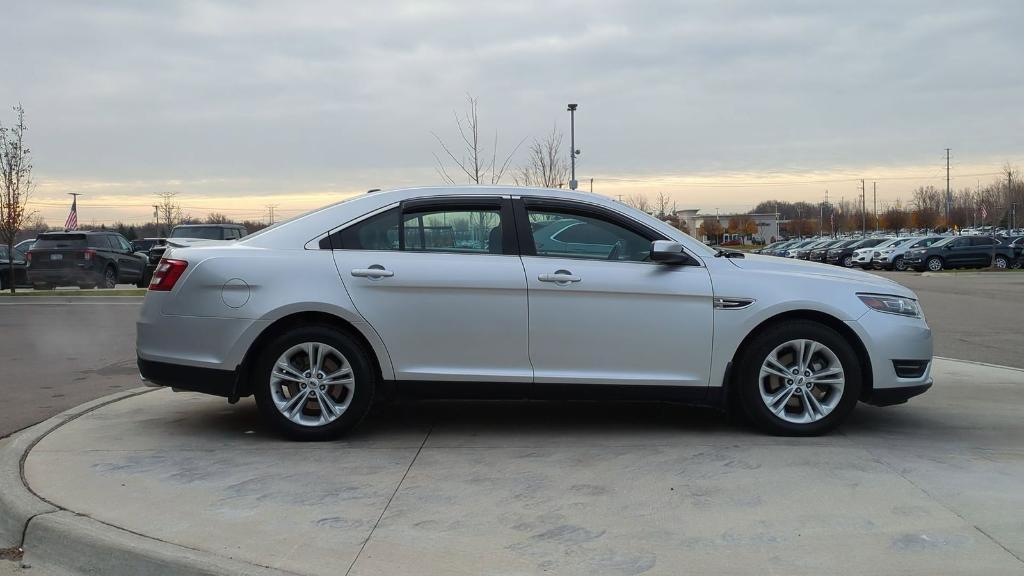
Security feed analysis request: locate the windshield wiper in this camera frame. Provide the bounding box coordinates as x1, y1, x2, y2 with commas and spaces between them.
714, 248, 745, 259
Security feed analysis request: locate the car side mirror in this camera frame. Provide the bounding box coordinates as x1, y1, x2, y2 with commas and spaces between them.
650, 240, 692, 265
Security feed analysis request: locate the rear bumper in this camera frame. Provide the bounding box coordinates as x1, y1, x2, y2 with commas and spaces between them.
138, 357, 238, 398
27, 268, 100, 284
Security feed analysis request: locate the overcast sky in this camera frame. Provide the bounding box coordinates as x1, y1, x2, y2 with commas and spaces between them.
4, 0, 1023, 224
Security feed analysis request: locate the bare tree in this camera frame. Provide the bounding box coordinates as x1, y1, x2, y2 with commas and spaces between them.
154, 191, 183, 235
623, 194, 651, 213
205, 212, 231, 224
654, 192, 673, 217
0, 105, 34, 293
433, 95, 524, 185
512, 125, 569, 188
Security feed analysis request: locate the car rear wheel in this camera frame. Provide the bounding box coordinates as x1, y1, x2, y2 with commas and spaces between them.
253, 325, 376, 441
893, 256, 907, 271
736, 320, 862, 436
102, 266, 117, 289
994, 255, 1008, 269
926, 256, 943, 272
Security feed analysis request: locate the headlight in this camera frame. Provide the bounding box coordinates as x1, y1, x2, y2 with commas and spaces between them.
858, 293, 922, 318
880, 249, 894, 254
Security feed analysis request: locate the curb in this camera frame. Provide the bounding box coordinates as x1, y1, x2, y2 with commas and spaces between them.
0, 388, 292, 576
933, 356, 1024, 373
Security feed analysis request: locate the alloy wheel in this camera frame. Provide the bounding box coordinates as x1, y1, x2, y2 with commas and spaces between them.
759, 339, 845, 424
269, 342, 355, 427
994, 256, 1008, 269
894, 256, 906, 271
104, 268, 117, 288
927, 257, 943, 272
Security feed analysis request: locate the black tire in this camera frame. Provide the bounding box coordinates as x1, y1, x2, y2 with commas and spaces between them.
101, 266, 117, 289
841, 255, 853, 268
136, 270, 151, 288
926, 256, 943, 272
994, 256, 1008, 269
735, 320, 862, 436
252, 325, 376, 441
893, 256, 906, 271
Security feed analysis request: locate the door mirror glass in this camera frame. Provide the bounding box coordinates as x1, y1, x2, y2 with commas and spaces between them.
650, 240, 691, 265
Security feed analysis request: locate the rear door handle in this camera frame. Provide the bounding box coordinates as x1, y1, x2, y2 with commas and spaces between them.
538, 270, 581, 283
351, 267, 394, 279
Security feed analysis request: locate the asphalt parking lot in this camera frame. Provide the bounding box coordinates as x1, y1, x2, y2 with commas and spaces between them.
1, 271, 1023, 575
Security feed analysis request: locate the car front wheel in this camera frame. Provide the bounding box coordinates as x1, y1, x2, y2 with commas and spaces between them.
994, 256, 1008, 269
893, 256, 906, 271
736, 320, 862, 436
253, 325, 376, 441
926, 256, 943, 272
841, 255, 853, 267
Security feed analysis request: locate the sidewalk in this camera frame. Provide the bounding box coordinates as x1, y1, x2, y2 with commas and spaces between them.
4, 359, 1024, 575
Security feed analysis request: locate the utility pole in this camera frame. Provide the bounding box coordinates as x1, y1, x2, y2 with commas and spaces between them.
152, 204, 160, 236
859, 179, 866, 236
819, 191, 824, 237
265, 204, 279, 225
567, 103, 578, 190
945, 148, 952, 227
873, 181, 877, 233
590, 178, 593, 193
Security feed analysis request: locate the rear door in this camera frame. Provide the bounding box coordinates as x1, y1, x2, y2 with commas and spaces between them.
330, 196, 532, 383
111, 235, 143, 280
517, 197, 714, 389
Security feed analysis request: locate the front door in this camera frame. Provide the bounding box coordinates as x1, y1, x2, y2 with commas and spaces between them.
516, 198, 714, 388
330, 197, 532, 383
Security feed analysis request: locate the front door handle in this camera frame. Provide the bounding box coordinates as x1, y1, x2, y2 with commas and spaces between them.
351, 266, 394, 279
538, 270, 581, 284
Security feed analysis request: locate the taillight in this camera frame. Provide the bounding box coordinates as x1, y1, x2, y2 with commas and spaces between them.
149, 259, 188, 291
83, 249, 96, 260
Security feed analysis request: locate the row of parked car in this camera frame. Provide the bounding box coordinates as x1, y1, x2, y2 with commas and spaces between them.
0, 223, 248, 290
754, 234, 1024, 272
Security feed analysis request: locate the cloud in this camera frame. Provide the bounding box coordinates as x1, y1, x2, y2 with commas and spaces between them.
2, 0, 1022, 223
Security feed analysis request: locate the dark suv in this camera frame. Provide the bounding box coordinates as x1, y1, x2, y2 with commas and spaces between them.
904, 235, 1015, 271
26, 231, 147, 289
144, 224, 248, 284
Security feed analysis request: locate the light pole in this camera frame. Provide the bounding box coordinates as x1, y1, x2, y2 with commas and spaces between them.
567, 103, 578, 190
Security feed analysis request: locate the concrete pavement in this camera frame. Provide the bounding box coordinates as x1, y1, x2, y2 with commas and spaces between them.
5, 358, 1023, 575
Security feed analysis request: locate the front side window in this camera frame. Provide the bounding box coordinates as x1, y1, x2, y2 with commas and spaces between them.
527, 208, 653, 262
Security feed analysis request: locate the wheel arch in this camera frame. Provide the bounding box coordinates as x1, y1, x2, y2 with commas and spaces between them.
234, 311, 389, 399
727, 309, 874, 402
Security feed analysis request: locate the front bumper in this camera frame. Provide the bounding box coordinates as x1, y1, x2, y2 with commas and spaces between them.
846, 308, 934, 402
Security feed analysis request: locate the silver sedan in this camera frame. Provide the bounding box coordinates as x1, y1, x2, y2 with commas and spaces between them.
137, 187, 933, 440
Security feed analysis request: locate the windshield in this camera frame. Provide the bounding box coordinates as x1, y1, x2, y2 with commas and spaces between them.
170, 226, 227, 240
931, 236, 956, 247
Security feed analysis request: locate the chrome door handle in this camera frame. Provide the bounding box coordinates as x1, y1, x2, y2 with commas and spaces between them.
351, 267, 394, 279
538, 270, 581, 283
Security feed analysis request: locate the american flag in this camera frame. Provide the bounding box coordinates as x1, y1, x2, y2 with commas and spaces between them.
64, 196, 78, 230
980, 204, 988, 220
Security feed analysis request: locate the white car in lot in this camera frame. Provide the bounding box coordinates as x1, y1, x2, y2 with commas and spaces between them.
137, 187, 933, 440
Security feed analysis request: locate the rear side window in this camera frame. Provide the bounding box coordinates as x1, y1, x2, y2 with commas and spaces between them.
971, 237, 995, 247
402, 208, 501, 253
327, 208, 400, 250
88, 235, 111, 249
34, 234, 87, 249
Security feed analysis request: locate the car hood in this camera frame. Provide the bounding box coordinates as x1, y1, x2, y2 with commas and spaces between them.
727, 254, 912, 295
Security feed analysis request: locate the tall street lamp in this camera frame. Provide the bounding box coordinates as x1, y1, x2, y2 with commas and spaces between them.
567, 103, 578, 190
